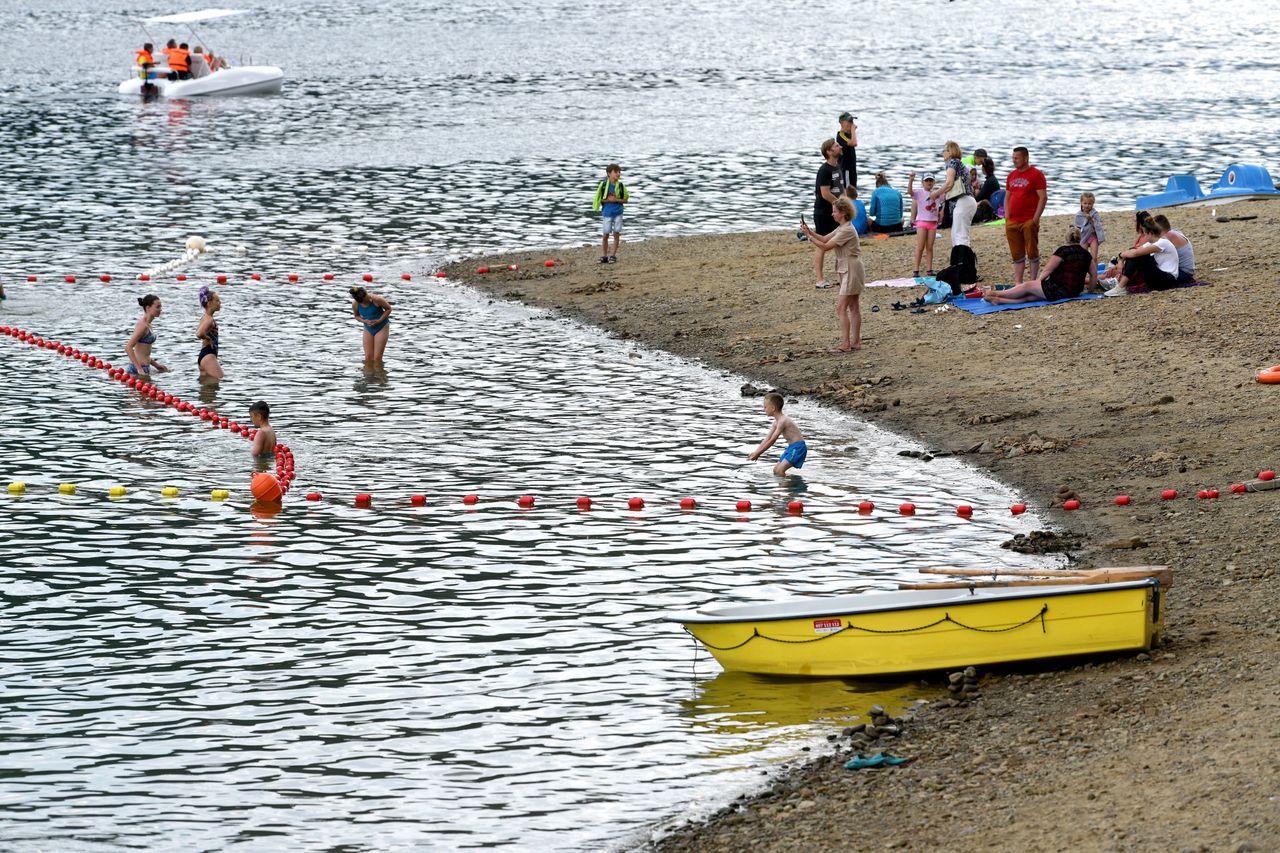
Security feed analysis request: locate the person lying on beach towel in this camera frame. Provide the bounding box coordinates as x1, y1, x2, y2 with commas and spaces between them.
982, 226, 1092, 304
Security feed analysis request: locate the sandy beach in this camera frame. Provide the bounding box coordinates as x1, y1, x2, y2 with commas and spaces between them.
448, 201, 1280, 851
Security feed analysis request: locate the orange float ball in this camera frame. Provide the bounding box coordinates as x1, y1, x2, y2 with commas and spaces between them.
362, 273, 373, 282
787, 500, 804, 513
250, 473, 283, 502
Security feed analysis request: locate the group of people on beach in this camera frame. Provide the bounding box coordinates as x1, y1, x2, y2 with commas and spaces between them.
807, 121, 1199, 320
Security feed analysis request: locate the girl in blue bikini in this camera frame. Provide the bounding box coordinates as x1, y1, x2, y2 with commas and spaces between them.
125, 294, 170, 376
196, 286, 224, 379
350, 286, 391, 363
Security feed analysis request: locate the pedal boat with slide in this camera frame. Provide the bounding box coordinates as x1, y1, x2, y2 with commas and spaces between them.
669, 566, 1170, 677
117, 8, 284, 98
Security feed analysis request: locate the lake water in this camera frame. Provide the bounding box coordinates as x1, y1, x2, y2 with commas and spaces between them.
2, 0, 1277, 849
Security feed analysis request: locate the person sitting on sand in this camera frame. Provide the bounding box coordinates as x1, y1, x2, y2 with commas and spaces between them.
1154, 214, 1196, 282
801, 197, 864, 352
1105, 218, 1180, 296
1098, 211, 1154, 289
982, 226, 1092, 304
867, 172, 904, 233
747, 392, 808, 476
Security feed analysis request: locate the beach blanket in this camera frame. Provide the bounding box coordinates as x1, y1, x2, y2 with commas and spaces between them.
949, 293, 1103, 315
866, 277, 926, 288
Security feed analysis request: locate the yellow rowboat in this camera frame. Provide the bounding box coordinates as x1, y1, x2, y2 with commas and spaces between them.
671, 577, 1166, 678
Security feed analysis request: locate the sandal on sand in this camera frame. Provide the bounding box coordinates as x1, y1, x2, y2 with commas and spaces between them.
910, 307, 926, 314
890, 301, 907, 311
830, 343, 853, 353
815, 281, 832, 289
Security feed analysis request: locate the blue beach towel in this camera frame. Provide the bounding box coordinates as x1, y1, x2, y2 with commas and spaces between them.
949, 293, 1103, 315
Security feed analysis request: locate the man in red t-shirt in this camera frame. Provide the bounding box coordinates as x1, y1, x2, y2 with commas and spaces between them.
1004, 146, 1048, 283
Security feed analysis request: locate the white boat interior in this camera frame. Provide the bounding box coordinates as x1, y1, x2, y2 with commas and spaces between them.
118, 8, 283, 98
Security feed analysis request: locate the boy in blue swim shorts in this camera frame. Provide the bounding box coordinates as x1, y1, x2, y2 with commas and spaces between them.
747, 391, 808, 476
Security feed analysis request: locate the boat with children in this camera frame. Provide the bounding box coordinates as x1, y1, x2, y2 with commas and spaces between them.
670, 566, 1170, 677
117, 9, 284, 98
1136, 164, 1278, 210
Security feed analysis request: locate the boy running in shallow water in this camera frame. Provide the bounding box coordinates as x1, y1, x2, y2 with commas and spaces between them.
747, 392, 808, 475
249, 400, 277, 457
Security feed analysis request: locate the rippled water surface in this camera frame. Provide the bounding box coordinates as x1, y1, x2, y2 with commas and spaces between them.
2, 0, 1276, 849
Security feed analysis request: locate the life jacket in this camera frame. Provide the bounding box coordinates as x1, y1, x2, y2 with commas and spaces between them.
592, 179, 629, 211
170, 48, 190, 71
136, 49, 153, 66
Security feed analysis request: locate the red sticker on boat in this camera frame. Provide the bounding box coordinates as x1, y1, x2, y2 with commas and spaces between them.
813, 618, 842, 634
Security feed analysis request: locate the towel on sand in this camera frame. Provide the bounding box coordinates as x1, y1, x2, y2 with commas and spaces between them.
866, 277, 926, 288
950, 293, 1103, 315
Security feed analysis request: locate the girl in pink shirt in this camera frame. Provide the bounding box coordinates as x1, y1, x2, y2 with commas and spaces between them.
908, 171, 941, 276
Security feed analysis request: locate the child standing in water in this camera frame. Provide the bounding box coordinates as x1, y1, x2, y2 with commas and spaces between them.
1076, 192, 1106, 281
248, 400, 276, 457
907, 171, 941, 276
747, 392, 808, 476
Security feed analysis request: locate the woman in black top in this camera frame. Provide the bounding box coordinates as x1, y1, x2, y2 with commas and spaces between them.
981, 227, 1093, 303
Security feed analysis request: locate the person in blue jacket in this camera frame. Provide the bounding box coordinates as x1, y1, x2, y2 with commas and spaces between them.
867, 172, 904, 233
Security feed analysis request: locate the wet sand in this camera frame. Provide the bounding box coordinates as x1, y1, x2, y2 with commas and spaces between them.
447, 201, 1280, 851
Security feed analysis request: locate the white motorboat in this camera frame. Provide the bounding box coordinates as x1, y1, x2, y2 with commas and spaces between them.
117, 8, 284, 98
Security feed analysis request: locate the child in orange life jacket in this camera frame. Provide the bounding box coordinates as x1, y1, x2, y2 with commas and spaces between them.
592, 164, 629, 264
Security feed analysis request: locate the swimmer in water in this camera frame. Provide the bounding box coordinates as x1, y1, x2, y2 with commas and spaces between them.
248, 400, 276, 456
126, 294, 170, 376
349, 286, 391, 363
196, 286, 223, 379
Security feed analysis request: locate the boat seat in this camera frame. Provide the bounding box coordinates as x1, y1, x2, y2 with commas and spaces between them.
1136, 174, 1205, 210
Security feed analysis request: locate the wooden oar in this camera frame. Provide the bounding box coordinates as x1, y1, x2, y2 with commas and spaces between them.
900, 566, 1172, 590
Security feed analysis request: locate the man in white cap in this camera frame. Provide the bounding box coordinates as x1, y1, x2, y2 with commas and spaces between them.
837, 112, 858, 198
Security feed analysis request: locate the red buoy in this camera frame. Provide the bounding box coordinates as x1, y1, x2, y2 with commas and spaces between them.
26, 275, 36, 281
1114, 495, 1131, 506
1161, 489, 1177, 500
401, 273, 412, 280
857, 500, 874, 513
100, 274, 111, 282
507, 264, 519, 271
463, 494, 479, 505
957, 504, 974, 517
362, 273, 373, 282
679, 497, 697, 509
477, 266, 490, 274
355, 493, 372, 505
1260, 470, 1276, 481
435, 271, 447, 278
1010, 503, 1027, 515
65, 276, 76, 283
1197, 490, 1209, 500
324, 273, 335, 281
900, 502, 916, 515
1230, 483, 1247, 494
1207, 489, 1220, 499
787, 500, 804, 513
735, 499, 751, 512
217, 275, 227, 284
250, 274, 261, 281
288, 274, 299, 282
628, 497, 645, 510
543, 260, 556, 268
305, 492, 322, 501
576, 496, 592, 509
517, 495, 535, 508
176, 274, 186, 281
1063, 499, 1081, 511
138, 274, 150, 281
410, 494, 426, 506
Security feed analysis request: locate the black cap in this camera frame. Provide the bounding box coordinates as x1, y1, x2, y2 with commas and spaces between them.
838, 112, 855, 123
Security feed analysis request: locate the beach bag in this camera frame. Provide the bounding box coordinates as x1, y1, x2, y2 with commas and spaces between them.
945, 162, 970, 200
921, 278, 952, 305
936, 245, 978, 293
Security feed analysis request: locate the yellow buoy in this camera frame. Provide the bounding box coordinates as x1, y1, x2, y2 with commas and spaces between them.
7, 482, 25, 494
109, 486, 127, 498
211, 489, 230, 501
58, 483, 77, 494
161, 486, 179, 498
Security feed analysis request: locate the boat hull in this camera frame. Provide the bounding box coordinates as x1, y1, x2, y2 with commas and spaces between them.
118, 66, 284, 98
673, 581, 1164, 677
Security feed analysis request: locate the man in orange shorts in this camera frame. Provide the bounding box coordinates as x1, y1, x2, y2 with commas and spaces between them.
1004, 146, 1047, 284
